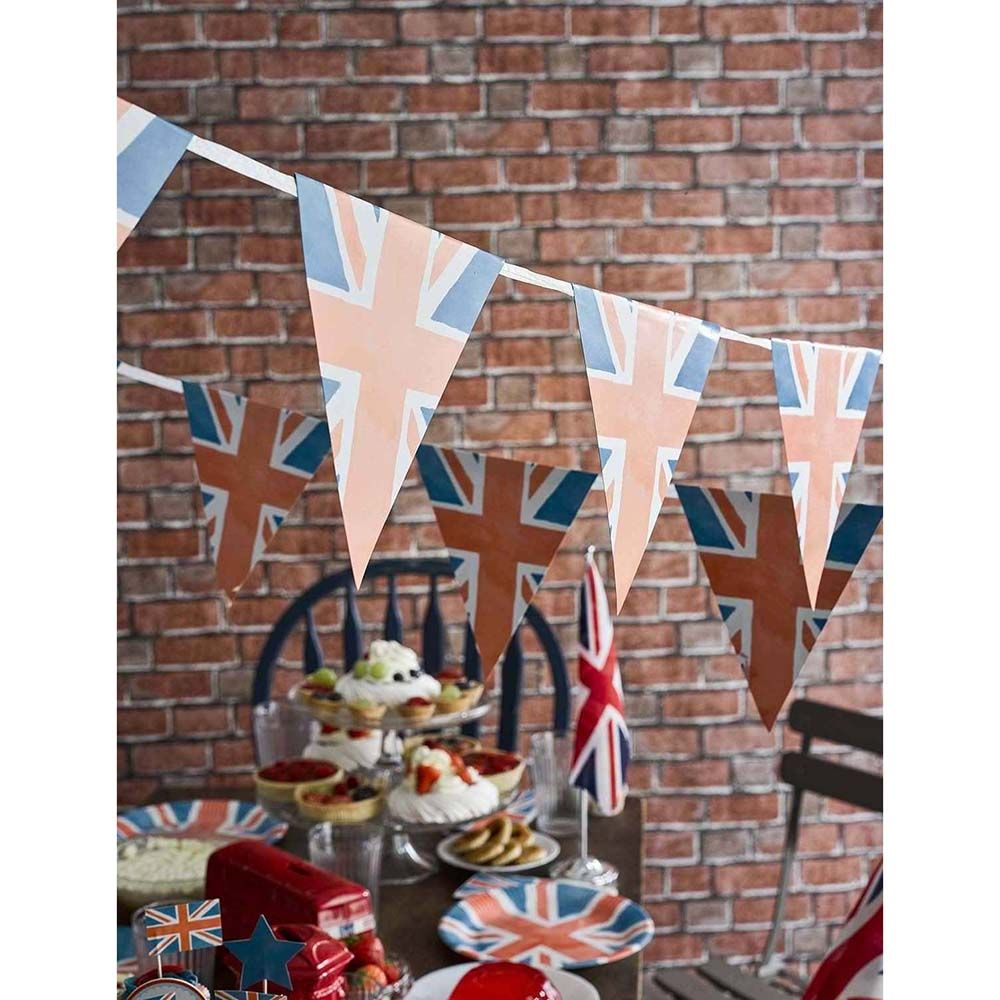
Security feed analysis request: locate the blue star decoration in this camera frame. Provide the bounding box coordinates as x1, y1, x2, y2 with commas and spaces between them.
224, 914, 304, 990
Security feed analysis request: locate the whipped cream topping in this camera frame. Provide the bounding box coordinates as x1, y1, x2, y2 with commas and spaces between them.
304, 728, 382, 771
387, 746, 500, 823
335, 640, 441, 707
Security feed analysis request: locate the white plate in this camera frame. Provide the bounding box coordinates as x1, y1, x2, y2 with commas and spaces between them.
437, 830, 560, 873
405, 961, 599, 1000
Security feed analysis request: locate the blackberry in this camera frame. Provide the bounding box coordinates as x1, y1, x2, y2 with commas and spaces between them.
393, 672, 405, 682
351, 786, 378, 801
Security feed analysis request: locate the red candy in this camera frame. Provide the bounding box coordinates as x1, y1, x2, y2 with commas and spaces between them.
449, 962, 563, 1000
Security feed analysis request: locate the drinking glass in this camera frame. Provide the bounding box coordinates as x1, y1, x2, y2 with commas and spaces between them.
530, 731, 579, 836
309, 822, 384, 918
130, 900, 215, 988
253, 699, 317, 766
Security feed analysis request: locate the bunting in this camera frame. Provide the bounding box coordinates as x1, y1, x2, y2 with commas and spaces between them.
182, 382, 331, 602
416, 445, 596, 678
676, 486, 882, 729
772, 339, 881, 608
573, 286, 719, 612
296, 175, 503, 587
117, 98, 190, 249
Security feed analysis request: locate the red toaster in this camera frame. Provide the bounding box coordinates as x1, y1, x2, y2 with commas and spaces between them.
206, 841, 375, 942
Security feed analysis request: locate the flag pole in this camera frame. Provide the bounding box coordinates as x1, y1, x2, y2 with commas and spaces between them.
579, 787, 589, 862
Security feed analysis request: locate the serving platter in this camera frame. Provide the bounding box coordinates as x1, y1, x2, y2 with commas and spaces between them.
437, 830, 560, 874
116, 799, 288, 844
405, 961, 599, 1000
438, 880, 653, 970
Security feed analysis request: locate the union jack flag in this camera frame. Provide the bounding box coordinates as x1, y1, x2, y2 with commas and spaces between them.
416, 445, 596, 679
296, 176, 503, 587
676, 486, 882, 729
117, 98, 190, 249
573, 286, 720, 612
143, 898, 223, 956
804, 861, 883, 1000
772, 339, 880, 608
215, 992, 286, 1000
568, 549, 631, 816
182, 382, 331, 602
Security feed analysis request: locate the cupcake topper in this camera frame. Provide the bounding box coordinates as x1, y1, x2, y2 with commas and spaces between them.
224, 915, 304, 991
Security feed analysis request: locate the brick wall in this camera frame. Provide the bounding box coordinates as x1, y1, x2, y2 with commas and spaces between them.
117, 0, 882, 973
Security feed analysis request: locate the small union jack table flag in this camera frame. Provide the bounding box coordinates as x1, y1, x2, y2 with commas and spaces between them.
416, 445, 596, 680
568, 549, 632, 816
772, 339, 881, 608
117, 98, 190, 249
182, 382, 332, 602
296, 176, 503, 588
676, 486, 882, 729
573, 286, 720, 611
143, 898, 223, 957
804, 860, 883, 999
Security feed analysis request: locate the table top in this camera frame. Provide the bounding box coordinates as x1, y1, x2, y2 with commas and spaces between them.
138, 788, 646, 998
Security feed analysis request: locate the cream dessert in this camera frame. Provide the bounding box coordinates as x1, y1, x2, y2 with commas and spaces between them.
335, 640, 441, 708
305, 725, 383, 772
387, 745, 499, 824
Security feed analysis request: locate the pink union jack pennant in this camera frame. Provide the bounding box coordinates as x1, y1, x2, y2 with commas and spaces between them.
297, 176, 503, 587
416, 445, 596, 680
143, 898, 223, 956
569, 550, 631, 816
573, 286, 719, 612
804, 861, 883, 1000
772, 339, 880, 608
182, 382, 331, 602
117, 98, 190, 249
676, 486, 882, 729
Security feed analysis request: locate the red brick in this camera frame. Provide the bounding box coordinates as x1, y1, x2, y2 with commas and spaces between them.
508, 156, 572, 188
698, 153, 771, 185
779, 151, 858, 182
772, 187, 837, 217
409, 84, 482, 114
704, 6, 789, 38
355, 47, 428, 78
413, 158, 500, 192
532, 82, 613, 113
603, 263, 688, 296
557, 191, 645, 222
750, 261, 836, 291
203, 12, 272, 43
795, 5, 862, 34
617, 226, 699, 256
724, 42, 806, 72
704, 226, 774, 255
627, 155, 693, 186
400, 9, 476, 39
821, 224, 883, 253
479, 45, 546, 76
571, 7, 652, 38
320, 85, 402, 116
698, 79, 779, 108
484, 7, 565, 39
655, 117, 735, 147
589, 44, 669, 75
457, 120, 546, 153
328, 11, 396, 41
238, 87, 311, 119
433, 194, 517, 226
616, 80, 693, 111
306, 123, 393, 155
131, 50, 216, 82
828, 79, 883, 111
118, 14, 197, 48
652, 190, 725, 220
804, 114, 883, 145
257, 49, 348, 82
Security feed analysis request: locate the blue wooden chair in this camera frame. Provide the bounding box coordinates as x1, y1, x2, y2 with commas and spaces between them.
252, 557, 572, 750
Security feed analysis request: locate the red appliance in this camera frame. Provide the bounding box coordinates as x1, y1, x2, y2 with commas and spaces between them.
206, 841, 375, 942
219, 923, 351, 1000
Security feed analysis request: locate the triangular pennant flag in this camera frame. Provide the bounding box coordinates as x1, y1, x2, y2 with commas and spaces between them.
771, 339, 881, 608
573, 286, 719, 612
676, 486, 881, 729
117, 98, 191, 249
225, 915, 304, 990
416, 445, 597, 679
182, 382, 331, 602
296, 175, 503, 588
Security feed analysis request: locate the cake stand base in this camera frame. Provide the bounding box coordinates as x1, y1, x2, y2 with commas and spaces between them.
549, 854, 619, 888
380, 825, 439, 885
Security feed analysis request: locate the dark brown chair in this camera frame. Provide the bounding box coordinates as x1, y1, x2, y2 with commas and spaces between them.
651, 699, 883, 1000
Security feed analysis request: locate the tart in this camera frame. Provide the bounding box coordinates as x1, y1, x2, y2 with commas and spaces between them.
434, 677, 484, 715
255, 758, 343, 803
403, 734, 482, 757
398, 696, 435, 723
461, 749, 526, 795
295, 666, 339, 708
295, 775, 384, 823
348, 699, 387, 724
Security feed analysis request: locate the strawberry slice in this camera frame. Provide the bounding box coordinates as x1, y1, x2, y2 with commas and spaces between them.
416, 764, 441, 795
448, 750, 476, 785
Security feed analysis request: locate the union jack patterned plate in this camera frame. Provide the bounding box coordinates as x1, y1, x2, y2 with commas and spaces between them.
116, 799, 288, 844
438, 879, 654, 969
454, 873, 542, 899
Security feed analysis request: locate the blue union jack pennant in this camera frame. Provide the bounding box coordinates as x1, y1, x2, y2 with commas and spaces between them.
182, 382, 331, 602
676, 486, 881, 729
143, 898, 223, 956
416, 445, 596, 678
569, 550, 631, 815
117, 98, 190, 248
296, 176, 503, 588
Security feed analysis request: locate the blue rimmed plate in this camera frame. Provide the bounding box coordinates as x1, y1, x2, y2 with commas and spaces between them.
116, 799, 288, 844
439, 879, 653, 970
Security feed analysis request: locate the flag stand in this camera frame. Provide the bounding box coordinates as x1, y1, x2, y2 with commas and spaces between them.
549, 789, 619, 888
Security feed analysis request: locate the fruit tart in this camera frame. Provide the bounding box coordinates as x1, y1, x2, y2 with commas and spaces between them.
398, 695, 435, 722
387, 745, 499, 824
403, 733, 482, 757
295, 665, 341, 708
255, 757, 343, 803
295, 774, 384, 823
348, 698, 388, 724
434, 676, 485, 715
461, 749, 526, 794
334, 639, 441, 709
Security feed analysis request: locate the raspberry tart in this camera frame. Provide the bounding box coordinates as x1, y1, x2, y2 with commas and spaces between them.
334, 639, 441, 709
398, 696, 435, 722
461, 749, 527, 795
255, 757, 343, 804
295, 774, 384, 823
387, 745, 499, 824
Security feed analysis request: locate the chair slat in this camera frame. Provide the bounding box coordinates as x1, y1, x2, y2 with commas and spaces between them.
700, 960, 792, 1000
460, 621, 483, 740
498, 632, 524, 752
302, 607, 324, 675
421, 575, 445, 676
383, 574, 403, 643
653, 968, 727, 1000
343, 579, 363, 668
780, 752, 882, 813
788, 699, 882, 755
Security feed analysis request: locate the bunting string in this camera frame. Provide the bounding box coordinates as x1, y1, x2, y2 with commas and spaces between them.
126, 101, 884, 365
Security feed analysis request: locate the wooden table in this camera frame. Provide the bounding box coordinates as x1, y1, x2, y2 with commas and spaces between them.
141, 789, 646, 998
